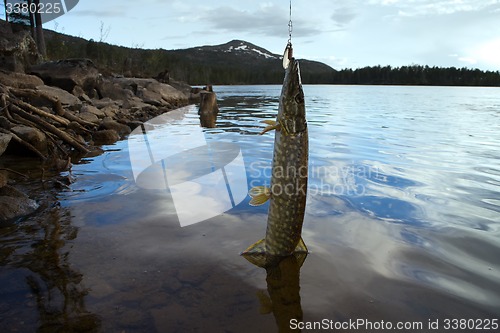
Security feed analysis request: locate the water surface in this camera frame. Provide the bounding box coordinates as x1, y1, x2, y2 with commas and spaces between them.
1, 85, 499, 332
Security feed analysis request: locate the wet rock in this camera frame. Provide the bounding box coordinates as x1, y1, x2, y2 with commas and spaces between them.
30, 58, 101, 96
0, 21, 39, 72
0, 185, 39, 222
0, 70, 44, 89
126, 120, 144, 131
99, 119, 131, 137
198, 91, 219, 128
11, 125, 48, 155
0, 133, 12, 157
92, 129, 120, 145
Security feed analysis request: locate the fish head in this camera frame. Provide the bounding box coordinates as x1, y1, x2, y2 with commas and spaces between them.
280, 59, 306, 134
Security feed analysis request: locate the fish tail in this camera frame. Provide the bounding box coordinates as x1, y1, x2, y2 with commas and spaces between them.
241, 238, 308, 268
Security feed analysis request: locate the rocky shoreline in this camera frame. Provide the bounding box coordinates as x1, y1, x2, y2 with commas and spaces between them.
0, 58, 202, 224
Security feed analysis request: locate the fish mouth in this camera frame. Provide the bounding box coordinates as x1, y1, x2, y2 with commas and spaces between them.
285, 59, 303, 97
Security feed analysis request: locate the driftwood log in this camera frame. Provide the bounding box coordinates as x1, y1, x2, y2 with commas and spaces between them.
0, 84, 92, 159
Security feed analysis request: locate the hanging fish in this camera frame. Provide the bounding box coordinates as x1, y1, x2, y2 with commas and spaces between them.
242, 57, 308, 268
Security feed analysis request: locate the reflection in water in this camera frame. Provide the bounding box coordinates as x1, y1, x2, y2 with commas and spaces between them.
199, 111, 218, 128
244, 254, 307, 333
0, 205, 100, 332
6, 85, 496, 331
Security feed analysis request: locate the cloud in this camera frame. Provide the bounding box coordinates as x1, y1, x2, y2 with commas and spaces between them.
390, 0, 500, 17
331, 7, 357, 27
198, 5, 323, 38
70, 7, 128, 18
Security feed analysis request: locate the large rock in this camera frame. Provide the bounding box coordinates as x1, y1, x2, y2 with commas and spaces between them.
0, 70, 44, 89
99, 119, 131, 137
11, 125, 48, 155
0, 21, 39, 72
0, 133, 12, 157
0, 186, 39, 223
100, 77, 188, 107
92, 130, 120, 145
30, 59, 101, 96
81, 104, 105, 118
36, 85, 83, 109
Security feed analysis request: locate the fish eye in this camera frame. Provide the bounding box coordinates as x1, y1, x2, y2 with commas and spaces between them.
294, 92, 304, 104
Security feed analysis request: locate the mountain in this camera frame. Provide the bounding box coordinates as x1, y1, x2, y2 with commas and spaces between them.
168, 40, 336, 84
38, 24, 336, 85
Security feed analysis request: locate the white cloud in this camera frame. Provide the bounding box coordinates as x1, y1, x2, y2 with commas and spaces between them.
472, 38, 500, 68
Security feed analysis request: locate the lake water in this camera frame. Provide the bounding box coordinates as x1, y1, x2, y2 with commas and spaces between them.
1, 85, 499, 332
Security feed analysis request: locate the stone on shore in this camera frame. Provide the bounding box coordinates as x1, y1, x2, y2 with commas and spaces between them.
0, 133, 12, 157
30, 59, 101, 96
99, 119, 131, 138
92, 130, 120, 145
0, 185, 39, 223
36, 85, 83, 110
0, 70, 44, 89
11, 125, 48, 155
100, 77, 189, 108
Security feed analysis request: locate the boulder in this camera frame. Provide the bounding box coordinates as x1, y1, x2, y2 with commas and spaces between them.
81, 105, 105, 118
99, 119, 131, 137
92, 130, 120, 145
0, 133, 12, 157
99, 78, 135, 101
92, 97, 122, 109
0, 21, 39, 72
100, 77, 188, 107
72, 85, 92, 103
0, 70, 44, 89
0, 185, 39, 223
11, 125, 48, 155
30, 59, 102, 96
78, 112, 100, 124
100, 105, 119, 118
36, 85, 82, 110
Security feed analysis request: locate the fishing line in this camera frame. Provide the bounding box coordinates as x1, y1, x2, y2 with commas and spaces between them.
283, 0, 294, 68
288, 0, 293, 44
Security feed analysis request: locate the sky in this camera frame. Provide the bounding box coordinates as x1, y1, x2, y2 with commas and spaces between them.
2, 0, 500, 71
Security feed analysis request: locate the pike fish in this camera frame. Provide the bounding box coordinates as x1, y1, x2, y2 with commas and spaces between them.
242, 58, 308, 268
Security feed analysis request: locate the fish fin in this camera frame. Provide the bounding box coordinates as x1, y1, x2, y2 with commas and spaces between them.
249, 186, 270, 197
259, 120, 281, 135
294, 237, 308, 253
248, 186, 271, 206
256, 290, 273, 314
241, 239, 268, 267
241, 239, 266, 254
292, 238, 309, 268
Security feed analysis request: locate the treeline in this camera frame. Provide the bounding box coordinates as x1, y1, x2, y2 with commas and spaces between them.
332, 65, 500, 86
41, 28, 500, 86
